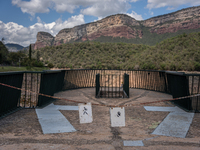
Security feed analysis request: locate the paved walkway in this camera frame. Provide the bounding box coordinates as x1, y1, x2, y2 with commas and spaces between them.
35, 103, 78, 134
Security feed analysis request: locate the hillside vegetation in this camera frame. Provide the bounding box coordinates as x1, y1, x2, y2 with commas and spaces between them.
92, 27, 200, 46
0, 66, 48, 72
0, 41, 9, 64
32, 32, 200, 71
0, 41, 45, 69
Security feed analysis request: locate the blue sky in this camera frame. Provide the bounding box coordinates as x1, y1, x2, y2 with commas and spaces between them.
0, 0, 200, 47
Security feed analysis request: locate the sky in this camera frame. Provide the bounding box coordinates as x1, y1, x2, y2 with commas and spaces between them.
0, 0, 200, 47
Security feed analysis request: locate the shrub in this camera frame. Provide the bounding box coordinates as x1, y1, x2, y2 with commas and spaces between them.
170, 63, 176, 71
48, 63, 54, 68
148, 63, 156, 70
35, 61, 44, 67
134, 65, 140, 70
160, 63, 166, 70
69, 64, 73, 69
142, 63, 148, 70
194, 62, 200, 71
56, 63, 61, 68
183, 32, 187, 37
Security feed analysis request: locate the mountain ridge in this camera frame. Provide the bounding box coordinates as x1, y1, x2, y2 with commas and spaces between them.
33, 5, 200, 49
5, 43, 24, 52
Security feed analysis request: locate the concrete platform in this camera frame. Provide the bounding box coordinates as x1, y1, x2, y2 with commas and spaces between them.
145, 106, 194, 138
144, 106, 185, 113
123, 140, 144, 146
35, 103, 78, 134
152, 112, 194, 138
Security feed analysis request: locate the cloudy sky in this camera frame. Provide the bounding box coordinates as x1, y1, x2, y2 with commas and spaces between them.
0, 0, 200, 47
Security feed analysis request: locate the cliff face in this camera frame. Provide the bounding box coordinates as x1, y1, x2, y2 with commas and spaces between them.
53, 14, 139, 45
142, 6, 200, 34
142, 6, 200, 27
34, 6, 200, 49
81, 25, 142, 41
149, 19, 200, 34
34, 32, 54, 49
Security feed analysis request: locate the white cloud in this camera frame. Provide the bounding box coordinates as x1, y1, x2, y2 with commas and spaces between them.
37, 16, 42, 23
12, 0, 51, 17
167, 7, 175, 10
127, 11, 143, 20
146, 0, 200, 10
0, 14, 85, 47
12, 0, 139, 19
129, 0, 139, 2
150, 11, 154, 15
81, 0, 131, 18
53, 2, 77, 13
52, 14, 85, 34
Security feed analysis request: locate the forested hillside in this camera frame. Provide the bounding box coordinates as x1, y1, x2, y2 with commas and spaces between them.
32, 32, 200, 71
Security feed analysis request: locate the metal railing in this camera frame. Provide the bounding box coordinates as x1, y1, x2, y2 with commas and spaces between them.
95, 73, 129, 98
20, 72, 41, 108
0, 71, 24, 117
1, 69, 200, 117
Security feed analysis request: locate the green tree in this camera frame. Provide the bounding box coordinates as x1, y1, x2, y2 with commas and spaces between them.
0, 41, 9, 64
36, 51, 40, 62
7, 51, 26, 65
29, 44, 32, 60
1, 37, 5, 44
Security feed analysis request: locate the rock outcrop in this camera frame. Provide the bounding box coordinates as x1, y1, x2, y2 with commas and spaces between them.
34, 6, 200, 49
81, 26, 142, 41
142, 6, 200, 27
53, 14, 139, 45
150, 19, 200, 34
142, 6, 200, 34
34, 32, 54, 50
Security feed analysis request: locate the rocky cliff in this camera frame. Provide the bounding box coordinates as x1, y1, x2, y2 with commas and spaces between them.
142, 6, 200, 34
34, 32, 54, 50
53, 14, 140, 45
34, 6, 200, 49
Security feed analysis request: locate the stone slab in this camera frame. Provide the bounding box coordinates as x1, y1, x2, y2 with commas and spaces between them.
42, 103, 57, 110
144, 106, 194, 138
35, 103, 77, 134
35, 110, 61, 118
144, 106, 185, 113
38, 118, 76, 134
55, 105, 79, 111
152, 112, 194, 138
123, 140, 144, 147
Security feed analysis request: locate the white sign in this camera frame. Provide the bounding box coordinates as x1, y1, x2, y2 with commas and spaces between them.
78, 103, 93, 124
110, 107, 125, 127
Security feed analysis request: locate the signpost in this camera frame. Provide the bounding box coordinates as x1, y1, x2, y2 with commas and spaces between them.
78, 103, 93, 124
110, 107, 125, 127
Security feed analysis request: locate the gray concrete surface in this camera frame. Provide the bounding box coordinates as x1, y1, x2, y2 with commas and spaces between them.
35, 103, 78, 134
144, 106, 185, 112
123, 140, 144, 146
145, 106, 194, 138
